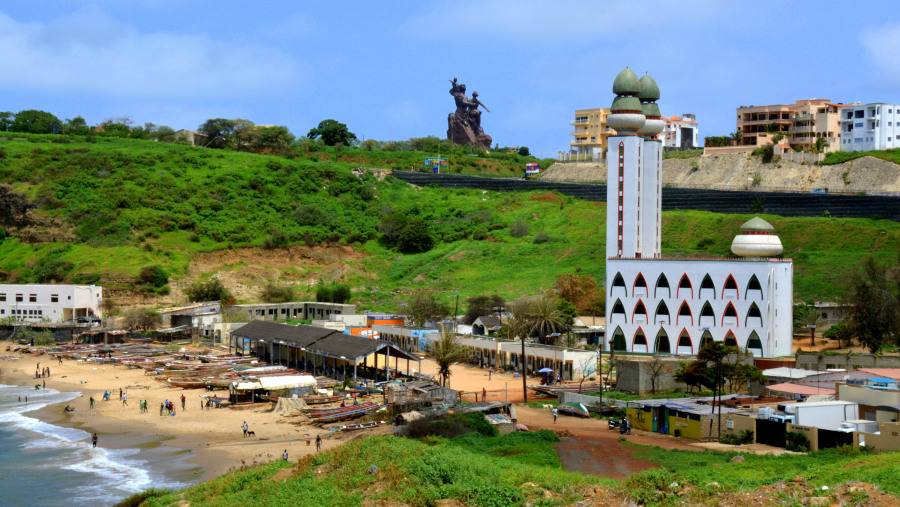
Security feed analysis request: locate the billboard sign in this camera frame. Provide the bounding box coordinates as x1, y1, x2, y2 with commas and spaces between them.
425, 157, 448, 173
525, 162, 540, 175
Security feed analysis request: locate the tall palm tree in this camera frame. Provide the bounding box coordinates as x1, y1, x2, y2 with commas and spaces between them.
427, 325, 469, 388
794, 304, 823, 346
527, 294, 567, 345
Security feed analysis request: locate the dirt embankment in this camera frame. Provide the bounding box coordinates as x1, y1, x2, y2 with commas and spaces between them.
540, 154, 900, 193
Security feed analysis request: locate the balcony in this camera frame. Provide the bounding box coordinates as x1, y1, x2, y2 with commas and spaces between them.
790, 114, 814, 122
789, 125, 816, 133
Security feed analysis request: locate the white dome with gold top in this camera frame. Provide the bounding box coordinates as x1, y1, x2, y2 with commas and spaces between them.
731, 217, 783, 257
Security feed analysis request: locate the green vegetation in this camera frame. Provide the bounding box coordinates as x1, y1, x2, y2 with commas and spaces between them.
822, 148, 900, 166
662, 149, 702, 159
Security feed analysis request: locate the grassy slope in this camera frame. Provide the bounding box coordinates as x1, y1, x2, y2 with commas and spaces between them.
2, 136, 900, 307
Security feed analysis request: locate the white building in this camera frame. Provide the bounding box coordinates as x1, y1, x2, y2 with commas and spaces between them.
661, 114, 699, 150
603, 68, 793, 358
839, 103, 900, 151
0, 284, 103, 323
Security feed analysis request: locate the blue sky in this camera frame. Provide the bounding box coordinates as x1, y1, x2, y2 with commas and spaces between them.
1, 1, 898, 156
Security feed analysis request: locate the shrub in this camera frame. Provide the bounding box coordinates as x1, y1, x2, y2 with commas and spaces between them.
33, 259, 73, 283
114, 487, 171, 507
533, 231, 552, 244
184, 279, 232, 303
260, 283, 295, 303
509, 219, 528, 237
785, 431, 810, 452
761, 144, 775, 163
137, 265, 168, 288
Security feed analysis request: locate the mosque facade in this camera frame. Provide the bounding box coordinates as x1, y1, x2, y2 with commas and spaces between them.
604, 68, 793, 358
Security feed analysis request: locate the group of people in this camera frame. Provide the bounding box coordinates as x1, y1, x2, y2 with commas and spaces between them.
35, 365, 51, 379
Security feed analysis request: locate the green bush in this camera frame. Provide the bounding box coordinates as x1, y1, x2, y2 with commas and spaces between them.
509, 219, 529, 237
260, 283, 295, 303
785, 431, 810, 452
137, 265, 168, 288
185, 279, 232, 303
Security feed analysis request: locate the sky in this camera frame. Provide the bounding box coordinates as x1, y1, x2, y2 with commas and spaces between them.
1, 1, 899, 157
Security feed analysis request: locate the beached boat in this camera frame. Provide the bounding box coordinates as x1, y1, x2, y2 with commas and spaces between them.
303, 395, 344, 405
556, 402, 590, 418
332, 420, 385, 432
307, 404, 385, 424
304, 401, 377, 416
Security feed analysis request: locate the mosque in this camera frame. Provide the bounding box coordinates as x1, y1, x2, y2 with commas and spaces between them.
604, 68, 793, 358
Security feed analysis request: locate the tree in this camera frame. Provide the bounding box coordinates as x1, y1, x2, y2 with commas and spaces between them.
122, 308, 161, 331
647, 356, 674, 394
793, 303, 822, 346
814, 136, 828, 154
730, 129, 743, 144
574, 355, 597, 394
427, 325, 469, 387
463, 295, 505, 325
153, 126, 176, 142
697, 342, 734, 440
0, 111, 12, 131
507, 298, 534, 402
254, 125, 295, 152
198, 118, 235, 148
184, 279, 233, 303
844, 256, 900, 353
518, 146, 530, 156
553, 272, 601, 314
137, 265, 169, 288
674, 361, 706, 394
315, 281, 351, 304
405, 290, 449, 328
11, 109, 60, 134
397, 218, 434, 254
522, 293, 567, 345
361, 139, 378, 151
260, 283, 296, 303
307, 119, 357, 146
823, 321, 854, 349
63, 116, 89, 135
230, 119, 258, 151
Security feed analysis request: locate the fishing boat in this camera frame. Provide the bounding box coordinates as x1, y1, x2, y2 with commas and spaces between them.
331, 420, 385, 432
556, 402, 590, 418
304, 401, 377, 416
303, 395, 344, 405
307, 404, 385, 424
350, 384, 383, 394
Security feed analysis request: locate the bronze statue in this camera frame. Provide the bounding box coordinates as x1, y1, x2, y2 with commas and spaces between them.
447, 78, 492, 150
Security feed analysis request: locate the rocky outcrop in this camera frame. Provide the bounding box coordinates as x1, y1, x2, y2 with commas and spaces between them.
0, 185, 76, 243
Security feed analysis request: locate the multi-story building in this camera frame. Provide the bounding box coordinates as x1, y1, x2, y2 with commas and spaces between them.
604, 68, 793, 358
569, 107, 612, 158
839, 103, 900, 152
0, 284, 103, 323
737, 99, 843, 150
662, 114, 699, 150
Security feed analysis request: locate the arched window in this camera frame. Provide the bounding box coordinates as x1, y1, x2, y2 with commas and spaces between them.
699, 330, 713, 350
611, 299, 626, 321
654, 329, 671, 354
633, 273, 648, 297
722, 302, 739, 326
677, 329, 692, 355
699, 301, 715, 328
746, 302, 763, 327
633, 328, 648, 353
699, 274, 716, 300
677, 274, 693, 299
677, 301, 693, 326
724, 331, 738, 347
654, 301, 670, 324
655, 273, 671, 298
611, 272, 627, 297
722, 274, 739, 300
633, 300, 647, 324
612, 326, 626, 351
747, 331, 763, 357
745, 274, 763, 299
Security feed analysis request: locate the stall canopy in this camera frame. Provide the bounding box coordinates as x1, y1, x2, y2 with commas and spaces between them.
232, 320, 337, 347
233, 374, 317, 391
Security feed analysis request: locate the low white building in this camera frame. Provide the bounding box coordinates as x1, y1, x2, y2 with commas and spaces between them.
0, 284, 102, 323
662, 114, 699, 150
839, 103, 900, 151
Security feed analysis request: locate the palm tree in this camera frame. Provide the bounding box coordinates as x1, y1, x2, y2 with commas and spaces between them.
427, 325, 469, 388
794, 304, 823, 346
527, 294, 567, 345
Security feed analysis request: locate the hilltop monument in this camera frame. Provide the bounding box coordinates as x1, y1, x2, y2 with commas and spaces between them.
447, 78, 492, 150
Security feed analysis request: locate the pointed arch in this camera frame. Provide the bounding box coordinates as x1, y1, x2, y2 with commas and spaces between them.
746, 302, 763, 327
676, 301, 693, 326
677, 274, 693, 299
633, 299, 648, 324
654, 273, 671, 298
722, 302, 739, 327
654, 329, 671, 354
722, 274, 739, 300
677, 329, 693, 355
745, 274, 763, 299
723, 330, 738, 347
699, 301, 715, 328
699, 274, 716, 300
633, 327, 648, 353
633, 273, 648, 297
612, 326, 626, 351
654, 300, 670, 324
611, 272, 627, 297
699, 330, 713, 350
747, 331, 763, 357
610, 299, 626, 321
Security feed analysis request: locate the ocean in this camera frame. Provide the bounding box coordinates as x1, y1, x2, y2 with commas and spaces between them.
0, 383, 198, 506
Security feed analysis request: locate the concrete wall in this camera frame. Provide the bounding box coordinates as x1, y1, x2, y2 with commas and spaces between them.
615, 357, 687, 394
797, 352, 900, 370
722, 413, 757, 442
838, 384, 900, 407
856, 422, 900, 452
558, 391, 606, 407
787, 423, 819, 451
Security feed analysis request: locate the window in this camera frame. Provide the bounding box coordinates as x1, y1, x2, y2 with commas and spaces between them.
16, 294, 23, 302
846, 111, 853, 119
855, 110, 864, 118
0, 294, 5, 302
51, 294, 58, 303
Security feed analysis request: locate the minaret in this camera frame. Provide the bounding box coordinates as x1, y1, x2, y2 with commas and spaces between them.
605, 67, 645, 259
637, 74, 664, 258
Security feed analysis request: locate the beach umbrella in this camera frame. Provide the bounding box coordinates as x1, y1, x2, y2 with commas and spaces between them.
537, 367, 554, 373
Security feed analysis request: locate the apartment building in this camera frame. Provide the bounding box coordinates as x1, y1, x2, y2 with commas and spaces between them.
839, 103, 900, 152
0, 284, 103, 323
737, 99, 843, 150
662, 114, 699, 150
569, 107, 612, 158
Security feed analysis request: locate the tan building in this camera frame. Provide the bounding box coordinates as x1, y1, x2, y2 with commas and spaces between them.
569, 107, 612, 158
737, 99, 843, 151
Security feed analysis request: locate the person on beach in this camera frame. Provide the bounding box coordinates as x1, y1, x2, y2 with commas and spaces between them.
316, 434, 322, 452
489, 368, 492, 381
160, 402, 164, 416
122, 393, 127, 406
552, 407, 558, 424
42, 379, 46, 389
181, 394, 186, 411
201, 398, 204, 410
47, 367, 50, 376
90, 396, 94, 410
243, 421, 248, 437
483, 387, 487, 400
119, 389, 122, 400
59, 356, 63, 365
92, 433, 98, 448
282, 450, 288, 461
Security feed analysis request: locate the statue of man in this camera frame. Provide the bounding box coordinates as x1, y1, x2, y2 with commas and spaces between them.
449, 78, 470, 125
464, 91, 490, 134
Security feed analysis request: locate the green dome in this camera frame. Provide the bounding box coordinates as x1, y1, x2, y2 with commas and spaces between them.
611, 95, 642, 112
740, 217, 775, 232
638, 74, 660, 101
612, 67, 641, 95
641, 103, 661, 117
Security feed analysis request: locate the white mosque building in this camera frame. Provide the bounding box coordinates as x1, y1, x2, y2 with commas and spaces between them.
604, 68, 793, 358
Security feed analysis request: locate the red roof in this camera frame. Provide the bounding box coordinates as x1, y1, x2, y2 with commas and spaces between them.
858, 368, 900, 381
766, 382, 835, 396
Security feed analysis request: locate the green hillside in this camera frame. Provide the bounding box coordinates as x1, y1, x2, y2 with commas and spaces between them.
2, 135, 899, 308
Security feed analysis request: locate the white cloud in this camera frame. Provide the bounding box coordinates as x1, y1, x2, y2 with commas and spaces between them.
0, 8, 301, 99
407, 0, 721, 44
861, 23, 900, 84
